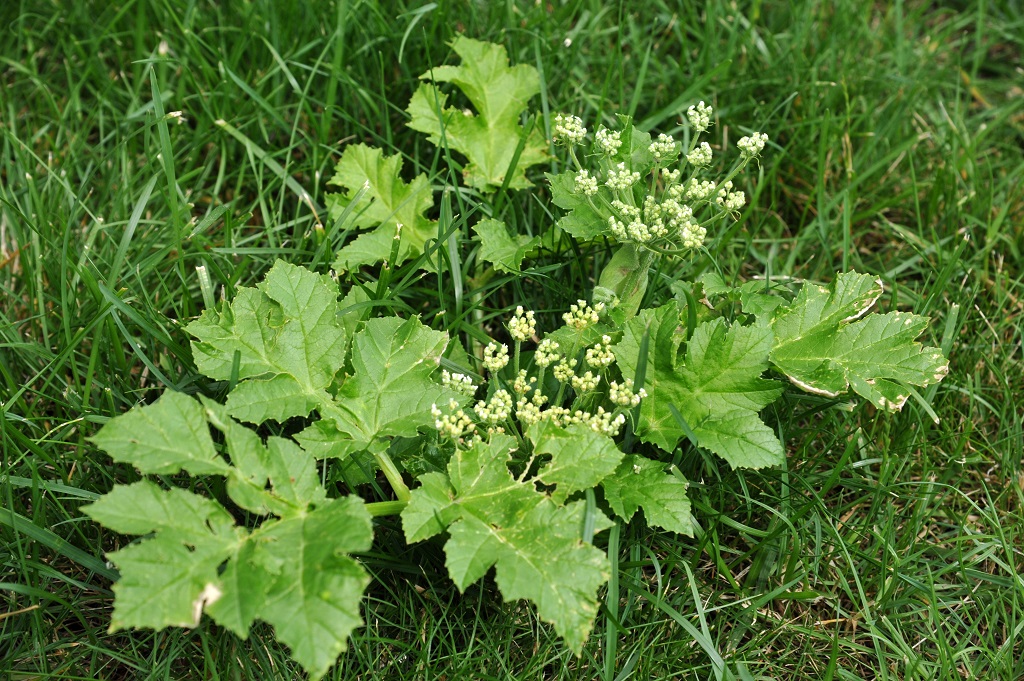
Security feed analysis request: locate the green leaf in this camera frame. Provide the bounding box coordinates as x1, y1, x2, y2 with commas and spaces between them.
327, 143, 437, 271
82, 480, 242, 631
408, 36, 548, 190
402, 435, 611, 652
601, 456, 693, 535
473, 218, 539, 274
87, 393, 374, 680
770, 272, 949, 409
614, 304, 785, 469
89, 391, 228, 475
326, 316, 455, 449
185, 260, 346, 423
250, 496, 373, 680
530, 421, 624, 504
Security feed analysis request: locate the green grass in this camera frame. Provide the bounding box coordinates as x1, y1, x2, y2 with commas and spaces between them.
2, 0, 1023, 678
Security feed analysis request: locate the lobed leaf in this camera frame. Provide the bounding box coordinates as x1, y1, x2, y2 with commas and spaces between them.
613, 303, 785, 469
327, 143, 438, 271
601, 455, 693, 535
771, 272, 949, 410
473, 218, 540, 274
326, 316, 455, 449
185, 260, 346, 424
401, 435, 612, 653
529, 421, 624, 504
407, 36, 548, 190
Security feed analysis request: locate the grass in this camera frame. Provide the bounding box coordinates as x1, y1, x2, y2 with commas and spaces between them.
2, 0, 1022, 678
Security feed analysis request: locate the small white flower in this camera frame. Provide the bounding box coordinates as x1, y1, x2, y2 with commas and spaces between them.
574, 169, 599, 196
474, 389, 513, 424
595, 127, 622, 154
553, 358, 578, 383
684, 178, 717, 200
585, 335, 616, 368
483, 342, 510, 372
610, 379, 647, 407
648, 133, 677, 161
441, 370, 476, 397
686, 142, 713, 167
562, 300, 604, 330
679, 220, 707, 249
507, 306, 537, 342
606, 162, 641, 190
553, 113, 587, 145
687, 100, 713, 132
571, 370, 601, 392
535, 338, 561, 367
737, 132, 768, 158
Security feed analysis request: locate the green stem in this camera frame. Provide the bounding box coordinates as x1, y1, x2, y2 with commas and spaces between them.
365, 500, 407, 517
372, 449, 411, 503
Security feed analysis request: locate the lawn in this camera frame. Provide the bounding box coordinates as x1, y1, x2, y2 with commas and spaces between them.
2, 1, 1022, 679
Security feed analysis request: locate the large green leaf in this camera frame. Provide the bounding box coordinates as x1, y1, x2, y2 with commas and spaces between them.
326, 316, 454, 449
770, 272, 949, 409
250, 497, 373, 680
529, 421, 624, 504
600, 455, 693, 535
88, 391, 228, 476
407, 36, 548, 190
327, 143, 438, 271
85, 393, 375, 680
185, 260, 347, 424
614, 303, 785, 469
401, 435, 611, 653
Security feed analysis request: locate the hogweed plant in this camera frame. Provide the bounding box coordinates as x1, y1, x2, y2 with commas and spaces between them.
83, 38, 950, 678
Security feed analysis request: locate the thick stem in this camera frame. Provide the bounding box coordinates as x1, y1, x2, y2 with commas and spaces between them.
365, 500, 407, 517
372, 449, 411, 503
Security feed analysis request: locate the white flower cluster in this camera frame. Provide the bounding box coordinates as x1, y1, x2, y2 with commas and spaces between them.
716, 181, 746, 212
483, 342, 509, 372
553, 358, 577, 382
534, 338, 561, 367
570, 370, 601, 393
553, 113, 587, 145
610, 379, 648, 407
595, 127, 622, 154
432, 400, 475, 439
573, 169, 598, 196
679, 220, 707, 250
606, 162, 641, 190
562, 300, 605, 330
686, 142, 713, 168
441, 370, 476, 397
474, 389, 513, 424
687, 101, 713, 132
684, 179, 717, 200
507, 306, 537, 342
533, 405, 627, 437
585, 335, 616, 367
738, 132, 768, 158
648, 133, 677, 161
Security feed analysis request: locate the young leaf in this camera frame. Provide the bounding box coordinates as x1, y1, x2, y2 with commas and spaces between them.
770, 272, 949, 410
327, 143, 438, 271
529, 421, 624, 504
614, 304, 785, 469
326, 316, 455, 449
407, 36, 548, 190
401, 435, 612, 653
185, 260, 346, 424
473, 218, 539, 274
601, 455, 693, 536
